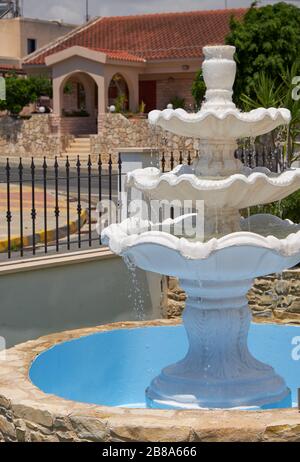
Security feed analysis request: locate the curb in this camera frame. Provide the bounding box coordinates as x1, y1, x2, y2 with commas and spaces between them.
0, 209, 88, 253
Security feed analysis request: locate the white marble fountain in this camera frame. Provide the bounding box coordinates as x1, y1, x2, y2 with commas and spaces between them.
102, 45, 300, 410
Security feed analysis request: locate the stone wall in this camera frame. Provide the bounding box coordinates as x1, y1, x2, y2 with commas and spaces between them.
248, 270, 300, 323
163, 271, 300, 323
91, 113, 199, 163
0, 114, 64, 158
0, 113, 199, 162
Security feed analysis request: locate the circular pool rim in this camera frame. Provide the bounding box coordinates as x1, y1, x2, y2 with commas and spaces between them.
1, 319, 300, 442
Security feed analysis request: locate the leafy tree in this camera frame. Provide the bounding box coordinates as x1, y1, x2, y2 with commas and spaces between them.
0, 76, 52, 115
226, 2, 300, 101
251, 189, 300, 224
192, 70, 206, 109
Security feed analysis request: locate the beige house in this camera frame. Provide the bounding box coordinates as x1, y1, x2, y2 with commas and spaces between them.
0, 16, 75, 73
23, 9, 245, 136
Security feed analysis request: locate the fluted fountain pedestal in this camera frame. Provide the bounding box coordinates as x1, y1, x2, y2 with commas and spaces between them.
146, 279, 291, 409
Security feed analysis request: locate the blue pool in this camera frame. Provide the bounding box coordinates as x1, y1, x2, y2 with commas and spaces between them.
30, 323, 300, 408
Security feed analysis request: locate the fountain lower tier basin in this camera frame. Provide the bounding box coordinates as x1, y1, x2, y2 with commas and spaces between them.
29, 323, 300, 409
102, 215, 300, 280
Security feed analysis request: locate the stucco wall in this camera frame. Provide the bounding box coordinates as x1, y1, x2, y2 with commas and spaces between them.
0, 251, 162, 348
0, 18, 20, 59
19, 19, 75, 59
0, 18, 74, 60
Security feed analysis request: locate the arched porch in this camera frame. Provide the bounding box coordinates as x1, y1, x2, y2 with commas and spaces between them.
59, 72, 98, 135
48, 47, 143, 138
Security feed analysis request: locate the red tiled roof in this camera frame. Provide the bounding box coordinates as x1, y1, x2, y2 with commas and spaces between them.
0, 64, 24, 73
95, 49, 146, 63
24, 8, 245, 66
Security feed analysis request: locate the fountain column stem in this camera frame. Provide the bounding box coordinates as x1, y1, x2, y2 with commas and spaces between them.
146, 278, 290, 409
192, 139, 243, 239
194, 139, 242, 177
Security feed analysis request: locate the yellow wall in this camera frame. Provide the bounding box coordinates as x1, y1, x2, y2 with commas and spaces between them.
0, 18, 21, 58
0, 17, 75, 60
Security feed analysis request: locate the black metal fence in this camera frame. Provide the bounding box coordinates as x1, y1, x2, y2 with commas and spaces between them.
235, 144, 286, 172
0, 145, 286, 260
0, 154, 121, 260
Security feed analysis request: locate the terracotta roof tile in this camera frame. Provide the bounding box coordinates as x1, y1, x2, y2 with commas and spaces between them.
24, 9, 246, 66
97, 49, 146, 63
0, 64, 24, 73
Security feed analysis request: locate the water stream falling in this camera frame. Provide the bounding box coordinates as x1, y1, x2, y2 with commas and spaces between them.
247, 207, 251, 232
123, 255, 145, 321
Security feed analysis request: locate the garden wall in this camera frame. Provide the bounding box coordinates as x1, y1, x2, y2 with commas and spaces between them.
0, 114, 69, 158
91, 113, 198, 163
163, 271, 300, 323
0, 113, 199, 162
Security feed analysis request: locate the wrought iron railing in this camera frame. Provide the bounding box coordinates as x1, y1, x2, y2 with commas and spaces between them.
234, 144, 286, 172
0, 146, 286, 260
0, 155, 121, 259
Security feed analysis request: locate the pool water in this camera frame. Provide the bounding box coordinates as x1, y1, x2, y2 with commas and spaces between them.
29, 323, 300, 409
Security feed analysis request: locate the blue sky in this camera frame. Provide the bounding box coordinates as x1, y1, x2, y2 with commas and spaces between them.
21, 0, 294, 24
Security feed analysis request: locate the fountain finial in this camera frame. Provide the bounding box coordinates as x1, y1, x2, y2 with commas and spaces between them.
202, 45, 237, 111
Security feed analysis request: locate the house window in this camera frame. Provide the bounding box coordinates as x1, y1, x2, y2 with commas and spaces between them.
27, 39, 37, 54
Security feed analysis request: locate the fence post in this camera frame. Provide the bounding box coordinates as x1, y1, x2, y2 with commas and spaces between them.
30, 157, 36, 255
5, 158, 11, 259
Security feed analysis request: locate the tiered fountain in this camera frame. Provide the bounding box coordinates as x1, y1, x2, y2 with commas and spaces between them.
103, 45, 300, 410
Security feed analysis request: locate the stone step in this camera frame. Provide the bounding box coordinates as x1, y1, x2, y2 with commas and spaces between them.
71, 140, 90, 146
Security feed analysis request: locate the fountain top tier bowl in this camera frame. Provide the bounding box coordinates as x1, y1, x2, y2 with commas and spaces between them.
149, 45, 290, 140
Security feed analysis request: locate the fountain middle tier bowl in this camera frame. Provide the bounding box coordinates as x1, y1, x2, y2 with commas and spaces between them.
102, 214, 300, 281
149, 108, 291, 139
127, 166, 300, 209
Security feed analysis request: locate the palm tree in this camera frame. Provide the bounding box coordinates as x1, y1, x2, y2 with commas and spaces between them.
239, 63, 300, 166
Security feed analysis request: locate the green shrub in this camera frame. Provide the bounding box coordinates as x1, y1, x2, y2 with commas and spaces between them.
0, 76, 52, 115
170, 96, 185, 109
251, 189, 300, 224
192, 70, 206, 109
